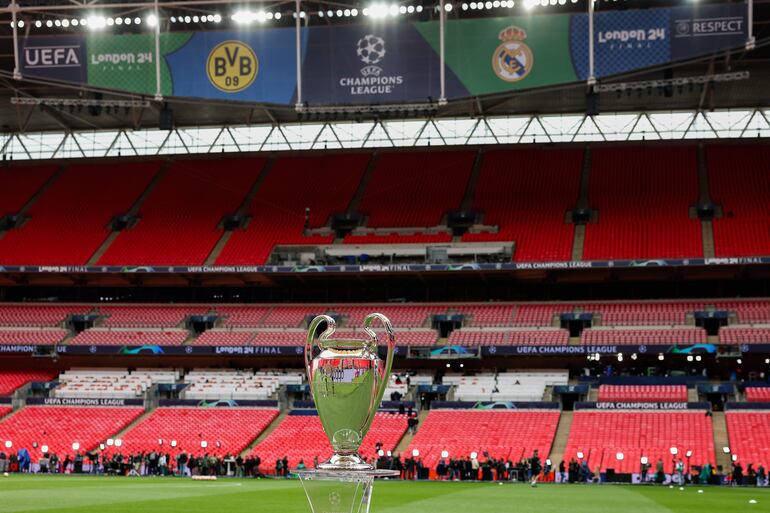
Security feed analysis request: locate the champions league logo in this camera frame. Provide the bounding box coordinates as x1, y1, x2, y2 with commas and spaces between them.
339, 34, 404, 96
492, 25, 533, 83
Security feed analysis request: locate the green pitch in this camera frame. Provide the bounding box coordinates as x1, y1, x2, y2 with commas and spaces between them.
1, 475, 768, 513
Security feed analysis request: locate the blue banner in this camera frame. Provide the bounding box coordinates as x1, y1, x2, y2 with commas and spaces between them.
166, 29, 304, 103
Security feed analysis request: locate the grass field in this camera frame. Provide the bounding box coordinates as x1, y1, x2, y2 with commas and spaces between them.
1, 476, 768, 513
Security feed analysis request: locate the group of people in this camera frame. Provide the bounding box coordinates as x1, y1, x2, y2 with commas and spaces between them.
435, 452, 545, 484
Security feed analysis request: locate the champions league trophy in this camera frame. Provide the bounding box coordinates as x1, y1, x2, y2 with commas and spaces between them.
297, 313, 398, 513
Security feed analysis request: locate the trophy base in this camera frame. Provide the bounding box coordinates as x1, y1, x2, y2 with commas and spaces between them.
296, 469, 400, 513
317, 453, 374, 471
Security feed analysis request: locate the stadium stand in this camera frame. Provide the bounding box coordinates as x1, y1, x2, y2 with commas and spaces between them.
447, 329, 569, 346
580, 327, 707, 345
443, 371, 568, 402
0, 406, 11, 419
53, 368, 179, 399
118, 407, 279, 458
0, 165, 58, 216
0, 328, 67, 345
462, 148, 582, 261
718, 326, 770, 344
0, 371, 57, 396
596, 385, 688, 403
406, 409, 561, 468
563, 410, 715, 473
98, 159, 263, 265
180, 369, 302, 400
0, 304, 89, 326
214, 306, 271, 327
0, 163, 159, 265
583, 146, 702, 260
336, 305, 436, 328
451, 304, 515, 327
216, 154, 369, 265
726, 411, 770, 468
0, 406, 144, 459
744, 387, 770, 403
719, 300, 770, 323
68, 328, 189, 346
97, 305, 208, 328
357, 151, 475, 228
191, 330, 257, 346
252, 412, 407, 473
708, 144, 770, 257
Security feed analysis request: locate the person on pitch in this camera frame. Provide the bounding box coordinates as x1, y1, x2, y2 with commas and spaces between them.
530, 449, 542, 487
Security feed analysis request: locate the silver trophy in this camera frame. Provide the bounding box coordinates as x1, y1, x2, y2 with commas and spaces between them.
297, 313, 398, 513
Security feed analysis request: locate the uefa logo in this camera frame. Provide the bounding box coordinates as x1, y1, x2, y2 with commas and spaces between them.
676, 20, 690, 36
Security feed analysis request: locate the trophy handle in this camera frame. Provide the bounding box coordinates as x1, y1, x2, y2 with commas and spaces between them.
363, 313, 396, 406
305, 314, 336, 386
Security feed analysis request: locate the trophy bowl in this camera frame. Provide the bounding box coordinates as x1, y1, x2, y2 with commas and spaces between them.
305, 313, 396, 471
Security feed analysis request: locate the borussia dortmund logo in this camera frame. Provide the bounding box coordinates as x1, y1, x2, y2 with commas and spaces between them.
492, 25, 533, 83
207, 40, 258, 93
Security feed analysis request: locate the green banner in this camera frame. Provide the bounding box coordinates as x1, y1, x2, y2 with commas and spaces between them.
415, 15, 577, 96
86, 33, 191, 96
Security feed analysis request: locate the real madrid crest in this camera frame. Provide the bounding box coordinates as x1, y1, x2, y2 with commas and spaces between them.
492, 25, 533, 83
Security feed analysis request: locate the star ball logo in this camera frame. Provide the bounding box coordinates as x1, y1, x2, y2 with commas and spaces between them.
492, 25, 533, 83
339, 34, 403, 95
206, 40, 258, 93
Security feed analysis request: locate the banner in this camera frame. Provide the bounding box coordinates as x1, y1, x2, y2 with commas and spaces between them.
2, 255, 769, 276
26, 397, 143, 406
158, 399, 278, 408
54, 344, 304, 355
431, 401, 560, 410
15, 4, 749, 105
575, 401, 710, 410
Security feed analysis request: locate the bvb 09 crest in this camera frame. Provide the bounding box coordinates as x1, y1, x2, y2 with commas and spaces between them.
492, 25, 533, 82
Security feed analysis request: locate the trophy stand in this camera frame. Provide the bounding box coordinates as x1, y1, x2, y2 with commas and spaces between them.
296, 469, 399, 513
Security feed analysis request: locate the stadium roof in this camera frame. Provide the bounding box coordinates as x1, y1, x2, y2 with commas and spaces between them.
0, 0, 768, 133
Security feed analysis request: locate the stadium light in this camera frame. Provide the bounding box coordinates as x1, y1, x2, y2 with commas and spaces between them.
412, 449, 419, 457
658, 353, 665, 361
171, 440, 178, 447
87, 15, 107, 29
695, 355, 702, 362
577, 452, 584, 459
41, 445, 49, 453
470, 452, 478, 459
441, 450, 449, 458
670, 447, 678, 455
106, 439, 114, 446
616, 452, 624, 461
686, 355, 693, 362
201, 441, 208, 448
146, 14, 158, 26
114, 439, 122, 447
72, 442, 80, 451
641, 456, 648, 465
765, 358, 770, 364
4, 441, 11, 449
378, 450, 384, 457
737, 359, 742, 364
444, 3, 453, 11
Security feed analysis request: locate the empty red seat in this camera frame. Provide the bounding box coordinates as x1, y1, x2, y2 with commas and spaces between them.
407, 410, 561, 468
118, 407, 278, 458
252, 412, 407, 473
564, 410, 715, 473
0, 371, 57, 396
726, 411, 770, 468
597, 385, 688, 402
0, 406, 144, 459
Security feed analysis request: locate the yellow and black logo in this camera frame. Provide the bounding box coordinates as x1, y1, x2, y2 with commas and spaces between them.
206, 40, 258, 93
